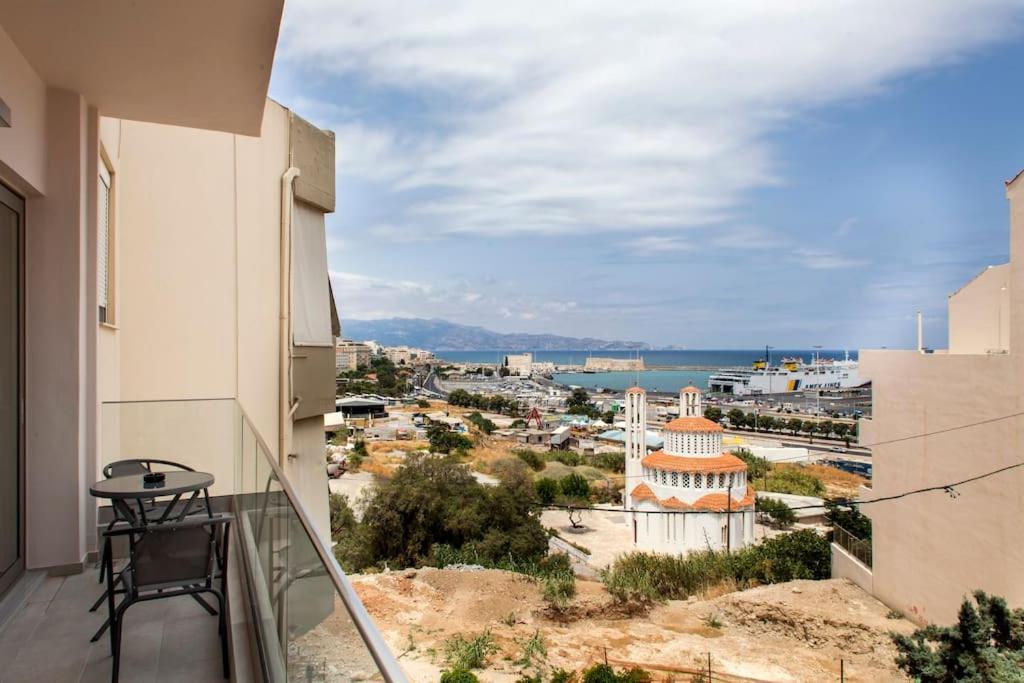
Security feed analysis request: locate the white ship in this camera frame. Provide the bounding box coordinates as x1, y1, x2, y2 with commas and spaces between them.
707, 355, 861, 396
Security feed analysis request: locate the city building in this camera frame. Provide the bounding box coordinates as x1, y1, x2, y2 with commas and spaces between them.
503, 352, 534, 375
625, 385, 755, 554
0, 4, 400, 680
853, 173, 1024, 625
336, 339, 372, 371
384, 344, 434, 365
584, 356, 645, 371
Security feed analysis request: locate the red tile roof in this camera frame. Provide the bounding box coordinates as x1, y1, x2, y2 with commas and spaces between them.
625, 386, 646, 394
630, 482, 658, 502
629, 484, 754, 512
663, 417, 723, 433
680, 385, 701, 393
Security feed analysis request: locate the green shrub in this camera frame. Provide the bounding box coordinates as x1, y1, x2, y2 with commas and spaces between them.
440, 668, 480, 683
892, 591, 1024, 682
587, 452, 625, 473
542, 572, 576, 609
548, 451, 582, 467
579, 663, 651, 683
601, 530, 830, 603
516, 449, 546, 471
549, 669, 575, 683
763, 466, 825, 496
559, 472, 591, 499
443, 630, 499, 670
467, 412, 497, 434
535, 478, 559, 505
417, 399, 431, 408
755, 497, 796, 528
731, 448, 768, 480
825, 499, 871, 539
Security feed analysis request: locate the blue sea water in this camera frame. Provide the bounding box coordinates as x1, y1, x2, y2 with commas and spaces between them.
433, 349, 858, 393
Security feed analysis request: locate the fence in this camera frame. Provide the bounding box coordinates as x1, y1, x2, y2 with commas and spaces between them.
598, 649, 859, 682
832, 524, 873, 568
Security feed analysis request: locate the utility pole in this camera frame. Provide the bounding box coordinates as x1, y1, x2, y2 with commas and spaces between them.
726, 484, 732, 553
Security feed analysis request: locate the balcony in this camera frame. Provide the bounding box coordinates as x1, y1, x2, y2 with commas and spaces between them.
0, 399, 405, 682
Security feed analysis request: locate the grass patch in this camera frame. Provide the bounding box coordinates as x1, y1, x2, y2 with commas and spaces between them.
443, 630, 499, 670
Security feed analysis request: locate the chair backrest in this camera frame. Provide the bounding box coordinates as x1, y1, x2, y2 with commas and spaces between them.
103, 458, 196, 479
127, 516, 230, 589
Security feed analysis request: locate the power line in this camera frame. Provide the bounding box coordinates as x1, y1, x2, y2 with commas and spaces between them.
536, 459, 1024, 516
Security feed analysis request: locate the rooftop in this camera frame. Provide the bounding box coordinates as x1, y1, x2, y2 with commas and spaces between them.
663, 416, 723, 433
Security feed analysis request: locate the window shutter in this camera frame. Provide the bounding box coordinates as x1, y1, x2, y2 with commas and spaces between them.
98, 164, 111, 322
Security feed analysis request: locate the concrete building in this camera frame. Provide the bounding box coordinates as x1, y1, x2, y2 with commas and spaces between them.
0, 4, 402, 679
336, 339, 372, 371
584, 356, 644, 371
625, 385, 755, 554
854, 173, 1024, 626
384, 345, 433, 365
503, 352, 534, 375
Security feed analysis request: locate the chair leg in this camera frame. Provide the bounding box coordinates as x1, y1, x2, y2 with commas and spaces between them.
189, 591, 218, 615
208, 589, 230, 679
112, 612, 123, 683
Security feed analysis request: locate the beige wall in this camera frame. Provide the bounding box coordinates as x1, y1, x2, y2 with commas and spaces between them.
98, 100, 332, 539
862, 330, 1024, 624
0, 22, 47, 194
948, 264, 1010, 354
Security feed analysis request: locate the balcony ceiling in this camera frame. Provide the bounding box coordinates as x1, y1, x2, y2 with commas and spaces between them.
0, 0, 284, 136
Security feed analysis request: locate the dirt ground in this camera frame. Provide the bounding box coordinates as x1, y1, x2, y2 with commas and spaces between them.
345, 569, 915, 683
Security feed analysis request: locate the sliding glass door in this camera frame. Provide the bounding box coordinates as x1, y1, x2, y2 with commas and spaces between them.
0, 183, 23, 597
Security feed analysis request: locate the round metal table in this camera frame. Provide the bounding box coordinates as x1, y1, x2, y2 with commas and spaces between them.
90, 471, 215, 525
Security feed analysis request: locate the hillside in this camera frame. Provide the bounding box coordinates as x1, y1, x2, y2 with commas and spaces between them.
341, 317, 649, 351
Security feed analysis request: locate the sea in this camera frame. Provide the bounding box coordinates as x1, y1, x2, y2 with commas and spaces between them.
432, 349, 859, 393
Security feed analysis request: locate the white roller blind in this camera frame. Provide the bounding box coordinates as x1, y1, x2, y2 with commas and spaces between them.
292, 200, 333, 347
98, 163, 111, 319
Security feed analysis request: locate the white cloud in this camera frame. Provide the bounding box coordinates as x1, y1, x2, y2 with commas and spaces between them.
835, 217, 859, 237
793, 248, 867, 270
626, 235, 693, 254
277, 1, 1021, 238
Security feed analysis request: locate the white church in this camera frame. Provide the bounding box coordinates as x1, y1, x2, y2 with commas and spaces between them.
623, 384, 755, 554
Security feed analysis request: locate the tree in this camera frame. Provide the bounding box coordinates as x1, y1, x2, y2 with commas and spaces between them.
726, 408, 746, 429
732, 448, 769, 481
535, 477, 559, 505
786, 417, 804, 436
498, 366, 511, 377
560, 472, 591, 499
483, 368, 494, 377
567, 388, 591, 410
824, 499, 871, 539
355, 454, 548, 570
801, 420, 817, 443
755, 497, 796, 528
892, 591, 1024, 682
417, 399, 430, 409
819, 420, 835, 439
703, 406, 723, 423
832, 423, 850, 447
349, 440, 368, 469
427, 423, 473, 454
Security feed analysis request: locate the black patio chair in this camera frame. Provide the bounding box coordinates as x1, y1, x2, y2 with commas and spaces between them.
90, 459, 214, 638
94, 459, 210, 585
102, 514, 232, 683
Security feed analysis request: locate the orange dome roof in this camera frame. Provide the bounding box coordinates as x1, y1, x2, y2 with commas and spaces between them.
625, 386, 646, 394
641, 451, 747, 473
692, 485, 756, 511
663, 417, 723, 433
630, 482, 658, 502
681, 385, 701, 393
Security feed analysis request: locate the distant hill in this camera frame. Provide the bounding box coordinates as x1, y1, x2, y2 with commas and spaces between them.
342, 317, 650, 351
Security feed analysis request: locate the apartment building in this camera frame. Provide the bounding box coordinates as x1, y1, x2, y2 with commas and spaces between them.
0, 3, 401, 680
336, 339, 372, 372
854, 173, 1024, 625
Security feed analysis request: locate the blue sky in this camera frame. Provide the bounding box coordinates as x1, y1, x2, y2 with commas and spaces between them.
269, 1, 1024, 349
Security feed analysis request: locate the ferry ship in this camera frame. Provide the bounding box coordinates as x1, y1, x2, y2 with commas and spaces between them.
707, 355, 861, 396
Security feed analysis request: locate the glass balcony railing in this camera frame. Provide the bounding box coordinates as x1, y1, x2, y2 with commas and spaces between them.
100, 399, 406, 682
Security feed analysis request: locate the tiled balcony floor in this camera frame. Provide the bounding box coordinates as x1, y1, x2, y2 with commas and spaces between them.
0, 570, 227, 683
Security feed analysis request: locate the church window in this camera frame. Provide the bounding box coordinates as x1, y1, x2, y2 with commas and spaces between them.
682, 472, 690, 487
660, 470, 667, 485
706, 473, 715, 488
728, 473, 735, 488
695, 473, 702, 488
719, 473, 727, 488
671, 472, 678, 486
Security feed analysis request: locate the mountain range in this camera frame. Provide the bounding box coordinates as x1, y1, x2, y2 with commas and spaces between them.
341, 317, 650, 351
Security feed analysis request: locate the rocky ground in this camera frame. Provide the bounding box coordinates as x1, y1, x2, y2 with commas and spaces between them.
335, 568, 915, 683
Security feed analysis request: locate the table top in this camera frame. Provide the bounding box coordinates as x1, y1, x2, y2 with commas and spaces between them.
89, 471, 214, 499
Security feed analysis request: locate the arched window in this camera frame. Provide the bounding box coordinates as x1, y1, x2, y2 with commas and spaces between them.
660, 470, 667, 485
706, 473, 714, 488
671, 472, 678, 486
695, 473, 702, 488
681, 472, 690, 487
728, 473, 735, 488
719, 473, 727, 488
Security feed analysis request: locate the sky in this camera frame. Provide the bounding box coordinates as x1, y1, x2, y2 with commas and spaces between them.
269, 1, 1024, 349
